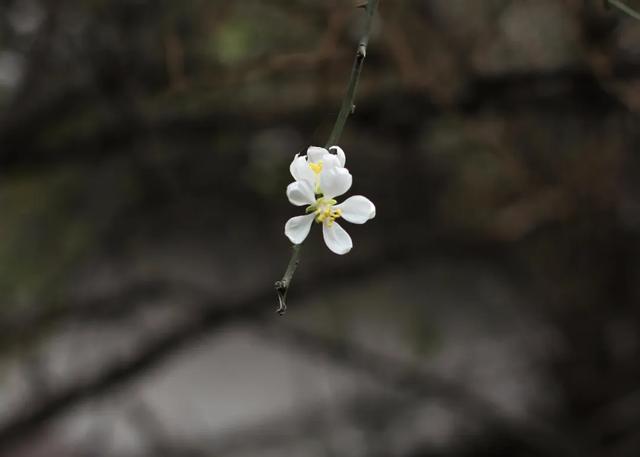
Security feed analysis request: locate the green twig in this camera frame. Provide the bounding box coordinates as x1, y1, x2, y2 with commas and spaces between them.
274, 0, 380, 315
326, 0, 379, 147
606, 0, 640, 21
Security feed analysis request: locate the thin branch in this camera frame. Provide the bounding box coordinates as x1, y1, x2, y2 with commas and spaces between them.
606, 0, 640, 21
274, 0, 379, 314
326, 0, 379, 146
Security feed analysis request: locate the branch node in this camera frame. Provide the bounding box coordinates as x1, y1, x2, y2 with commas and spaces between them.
274, 281, 287, 315
357, 44, 367, 59
274, 244, 302, 315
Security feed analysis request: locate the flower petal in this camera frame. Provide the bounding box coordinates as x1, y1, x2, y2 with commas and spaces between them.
321, 153, 341, 171
307, 146, 328, 163
335, 195, 376, 224
286, 180, 315, 206
329, 146, 346, 167
290, 154, 315, 185
285, 214, 315, 244
322, 221, 353, 255
320, 167, 352, 199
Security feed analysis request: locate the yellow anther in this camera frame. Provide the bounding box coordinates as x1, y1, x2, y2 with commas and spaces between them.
313, 201, 342, 226
309, 161, 323, 175
316, 210, 328, 223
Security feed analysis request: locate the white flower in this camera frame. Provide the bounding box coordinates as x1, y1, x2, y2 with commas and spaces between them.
289, 145, 346, 193
284, 146, 375, 255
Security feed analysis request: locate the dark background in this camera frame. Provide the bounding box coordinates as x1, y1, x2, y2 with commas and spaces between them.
0, 0, 639, 456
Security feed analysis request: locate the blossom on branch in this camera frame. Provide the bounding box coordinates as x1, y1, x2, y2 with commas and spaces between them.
285, 146, 375, 255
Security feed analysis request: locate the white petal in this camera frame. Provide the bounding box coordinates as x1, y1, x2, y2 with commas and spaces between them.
322, 221, 352, 255
307, 146, 328, 163
335, 195, 376, 224
321, 153, 341, 171
320, 167, 352, 199
285, 214, 315, 244
286, 181, 315, 206
329, 146, 346, 167
290, 154, 315, 185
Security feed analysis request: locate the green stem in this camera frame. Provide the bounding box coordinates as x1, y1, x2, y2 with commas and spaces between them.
326, 0, 379, 147
607, 0, 640, 21
274, 0, 380, 314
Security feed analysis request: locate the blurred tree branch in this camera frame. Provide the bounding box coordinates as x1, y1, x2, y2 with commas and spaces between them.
0, 293, 265, 454
264, 323, 595, 457
0, 65, 632, 174
0, 0, 60, 129
240, 3, 350, 83
0, 238, 433, 453
0, 280, 200, 356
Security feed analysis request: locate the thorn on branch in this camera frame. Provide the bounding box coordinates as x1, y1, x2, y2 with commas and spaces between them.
274, 244, 301, 315
357, 44, 367, 58
274, 281, 288, 315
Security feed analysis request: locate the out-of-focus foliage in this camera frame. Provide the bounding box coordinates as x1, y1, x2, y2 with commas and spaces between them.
0, 1, 639, 456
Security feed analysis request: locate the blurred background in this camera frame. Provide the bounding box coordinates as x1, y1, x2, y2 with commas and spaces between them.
0, 0, 639, 456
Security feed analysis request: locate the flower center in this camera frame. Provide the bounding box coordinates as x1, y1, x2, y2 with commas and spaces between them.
306, 197, 342, 227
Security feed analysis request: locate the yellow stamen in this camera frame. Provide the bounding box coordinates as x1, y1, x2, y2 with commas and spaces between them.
311, 199, 342, 226
326, 208, 342, 227
309, 161, 323, 175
